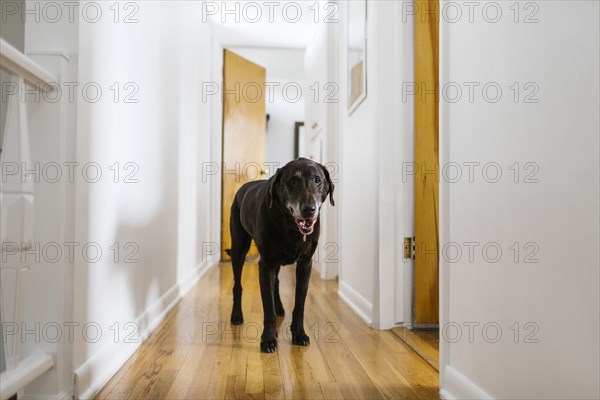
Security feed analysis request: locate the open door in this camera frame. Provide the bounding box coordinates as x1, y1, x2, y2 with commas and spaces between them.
414, 0, 439, 324
221, 50, 266, 261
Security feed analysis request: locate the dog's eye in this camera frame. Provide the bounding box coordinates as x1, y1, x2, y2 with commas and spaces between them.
288, 178, 297, 187
314, 176, 321, 184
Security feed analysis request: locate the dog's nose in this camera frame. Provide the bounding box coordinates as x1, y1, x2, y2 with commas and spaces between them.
301, 204, 317, 217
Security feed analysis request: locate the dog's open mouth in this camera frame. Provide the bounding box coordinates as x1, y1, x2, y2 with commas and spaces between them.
295, 218, 316, 235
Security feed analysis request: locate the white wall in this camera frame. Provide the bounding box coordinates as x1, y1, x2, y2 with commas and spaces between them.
304, 22, 328, 156
8, 6, 218, 396
229, 47, 305, 82
304, 17, 343, 281
230, 47, 305, 170
439, 1, 599, 399
72, 2, 217, 398
334, 0, 378, 311
264, 79, 304, 167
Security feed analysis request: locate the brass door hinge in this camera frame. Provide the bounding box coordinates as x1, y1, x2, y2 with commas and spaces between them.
404, 237, 415, 260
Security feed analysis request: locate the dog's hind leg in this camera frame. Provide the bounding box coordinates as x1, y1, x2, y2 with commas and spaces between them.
274, 266, 285, 317
230, 202, 251, 325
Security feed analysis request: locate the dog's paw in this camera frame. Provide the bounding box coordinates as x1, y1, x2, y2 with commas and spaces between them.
291, 330, 310, 346
230, 312, 244, 325
260, 337, 278, 353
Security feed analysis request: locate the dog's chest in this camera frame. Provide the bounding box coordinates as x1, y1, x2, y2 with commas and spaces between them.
270, 240, 313, 266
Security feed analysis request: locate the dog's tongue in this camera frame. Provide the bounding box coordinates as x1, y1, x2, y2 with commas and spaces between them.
296, 218, 315, 235
299, 219, 312, 229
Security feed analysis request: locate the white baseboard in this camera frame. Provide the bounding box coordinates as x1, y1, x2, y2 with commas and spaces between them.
321, 262, 339, 280
74, 262, 214, 400
314, 261, 338, 281
440, 365, 493, 400
22, 390, 72, 400
338, 280, 373, 326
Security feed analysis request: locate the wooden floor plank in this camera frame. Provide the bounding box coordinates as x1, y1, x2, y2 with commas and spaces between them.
245, 348, 265, 399
263, 353, 285, 399
184, 343, 220, 399
319, 381, 344, 400
276, 343, 303, 399
391, 326, 440, 372
165, 344, 206, 399
289, 346, 325, 399
94, 263, 439, 400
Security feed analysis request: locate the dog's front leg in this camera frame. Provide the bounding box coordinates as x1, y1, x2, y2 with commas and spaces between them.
291, 257, 312, 346
259, 260, 278, 353
274, 265, 285, 317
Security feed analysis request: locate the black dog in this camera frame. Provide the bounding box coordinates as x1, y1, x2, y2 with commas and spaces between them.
228, 158, 334, 353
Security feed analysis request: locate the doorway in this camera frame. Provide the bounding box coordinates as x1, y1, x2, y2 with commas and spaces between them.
219, 47, 308, 262
413, 0, 440, 326
393, 0, 440, 370
220, 49, 267, 261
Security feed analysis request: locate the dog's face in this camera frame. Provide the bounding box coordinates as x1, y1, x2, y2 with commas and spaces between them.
269, 158, 335, 235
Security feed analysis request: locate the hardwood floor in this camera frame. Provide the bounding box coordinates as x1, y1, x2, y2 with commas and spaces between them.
391, 328, 439, 372
94, 263, 439, 399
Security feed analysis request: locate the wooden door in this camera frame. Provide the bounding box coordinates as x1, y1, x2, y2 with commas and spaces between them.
221, 50, 266, 261
414, 0, 439, 324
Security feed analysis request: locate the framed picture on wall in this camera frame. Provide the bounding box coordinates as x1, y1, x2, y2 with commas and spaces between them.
347, 0, 367, 115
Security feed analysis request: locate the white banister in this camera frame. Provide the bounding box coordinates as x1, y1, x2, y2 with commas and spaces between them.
0, 37, 56, 90
0, 352, 55, 400
1, 38, 59, 399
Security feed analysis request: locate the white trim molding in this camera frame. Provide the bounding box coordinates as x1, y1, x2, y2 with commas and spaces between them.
439, 0, 451, 390
373, 0, 400, 330
440, 365, 493, 400
338, 281, 373, 326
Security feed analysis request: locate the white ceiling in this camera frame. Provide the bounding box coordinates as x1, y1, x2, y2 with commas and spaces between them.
207, 1, 321, 48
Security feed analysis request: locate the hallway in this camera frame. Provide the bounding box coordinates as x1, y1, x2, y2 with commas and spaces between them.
94, 264, 439, 399
1, 1, 599, 399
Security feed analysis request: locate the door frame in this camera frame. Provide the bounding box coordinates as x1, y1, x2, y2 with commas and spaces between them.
389, 0, 444, 331
438, 0, 451, 386
372, 0, 415, 330
209, 37, 224, 262
395, 0, 416, 329
219, 49, 266, 261
336, 0, 417, 330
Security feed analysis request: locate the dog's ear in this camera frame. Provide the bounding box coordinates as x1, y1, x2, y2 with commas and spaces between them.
321, 164, 335, 206
268, 168, 281, 209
